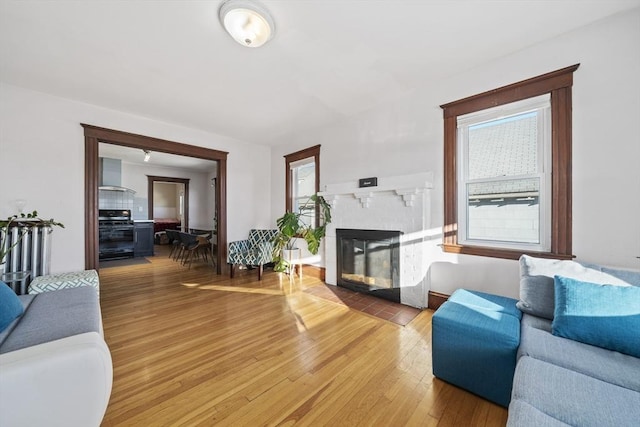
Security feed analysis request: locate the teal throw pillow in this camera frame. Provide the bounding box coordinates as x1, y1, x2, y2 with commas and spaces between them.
552, 275, 640, 358
0, 281, 24, 332
518, 255, 634, 320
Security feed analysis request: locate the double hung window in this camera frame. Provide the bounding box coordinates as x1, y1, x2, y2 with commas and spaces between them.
285, 145, 320, 227
290, 158, 316, 227
457, 94, 551, 252
441, 64, 578, 260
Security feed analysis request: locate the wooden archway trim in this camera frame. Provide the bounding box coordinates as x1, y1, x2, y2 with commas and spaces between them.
82, 124, 228, 274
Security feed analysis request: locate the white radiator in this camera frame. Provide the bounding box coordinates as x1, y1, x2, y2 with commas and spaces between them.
1, 223, 52, 284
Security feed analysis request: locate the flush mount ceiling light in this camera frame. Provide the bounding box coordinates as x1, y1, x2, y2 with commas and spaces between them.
219, 0, 275, 48
143, 150, 151, 162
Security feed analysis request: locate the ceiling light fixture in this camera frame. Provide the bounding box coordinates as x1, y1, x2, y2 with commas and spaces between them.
219, 0, 275, 48
143, 150, 151, 162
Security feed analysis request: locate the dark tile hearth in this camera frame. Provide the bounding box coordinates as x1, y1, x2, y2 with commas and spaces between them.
304, 284, 421, 326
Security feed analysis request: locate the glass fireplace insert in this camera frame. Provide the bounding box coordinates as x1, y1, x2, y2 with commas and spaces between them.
336, 228, 402, 303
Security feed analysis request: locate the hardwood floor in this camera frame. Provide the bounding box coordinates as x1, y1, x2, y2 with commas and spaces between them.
99, 247, 508, 426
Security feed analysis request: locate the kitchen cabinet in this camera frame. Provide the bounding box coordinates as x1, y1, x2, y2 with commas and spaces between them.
134, 222, 154, 257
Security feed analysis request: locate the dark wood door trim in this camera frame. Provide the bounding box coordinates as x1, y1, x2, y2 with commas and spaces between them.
83, 124, 228, 274
147, 176, 190, 231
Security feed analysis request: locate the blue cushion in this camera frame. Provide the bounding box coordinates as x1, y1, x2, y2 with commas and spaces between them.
449, 289, 523, 319
552, 275, 640, 358
510, 356, 640, 427
602, 266, 640, 286
0, 287, 100, 354
0, 281, 24, 332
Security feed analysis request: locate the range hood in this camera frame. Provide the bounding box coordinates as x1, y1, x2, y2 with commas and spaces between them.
99, 157, 136, 193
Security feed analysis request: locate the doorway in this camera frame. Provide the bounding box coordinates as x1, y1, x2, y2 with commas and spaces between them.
148, 176, 190, 231
83, 124, 228, 274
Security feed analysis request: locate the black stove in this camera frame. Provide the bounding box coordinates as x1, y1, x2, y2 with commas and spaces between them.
99, 209, 135, 260
98, 209, 133, 223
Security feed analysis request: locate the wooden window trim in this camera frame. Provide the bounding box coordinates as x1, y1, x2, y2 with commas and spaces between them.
285, 145, 320, 226
440, 64, 579, 260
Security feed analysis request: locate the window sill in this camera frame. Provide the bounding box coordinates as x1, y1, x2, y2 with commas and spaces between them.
441, 243, 574, 260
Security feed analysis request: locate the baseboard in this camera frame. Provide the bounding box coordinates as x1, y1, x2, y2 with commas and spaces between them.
428, 291, 450, 310
303, 265, 325, 281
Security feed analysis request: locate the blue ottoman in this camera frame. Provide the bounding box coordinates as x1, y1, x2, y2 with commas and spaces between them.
432, 289, 522, 407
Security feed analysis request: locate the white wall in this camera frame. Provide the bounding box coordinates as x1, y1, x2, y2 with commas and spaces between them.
0, 84, 272, 274
271, 8, 640, 298
153, 182, 178, 210
120, 161, 212, 226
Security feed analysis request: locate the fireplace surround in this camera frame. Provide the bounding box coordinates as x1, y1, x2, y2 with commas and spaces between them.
320, 172, 433, 308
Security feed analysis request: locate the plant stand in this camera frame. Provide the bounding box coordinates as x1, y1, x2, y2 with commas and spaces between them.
283, 248, 302, 280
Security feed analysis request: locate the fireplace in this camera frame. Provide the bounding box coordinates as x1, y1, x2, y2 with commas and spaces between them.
336, 229, 402, 303
321, 172, 433, 308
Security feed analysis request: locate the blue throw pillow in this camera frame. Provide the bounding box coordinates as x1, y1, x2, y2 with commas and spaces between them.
517, 255, 634, 320
0, 281, 24, 332
552, 275, 640, 358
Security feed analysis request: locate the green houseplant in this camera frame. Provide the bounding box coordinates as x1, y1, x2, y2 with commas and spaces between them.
0, 211, 64, 270
272, 194, 331, 273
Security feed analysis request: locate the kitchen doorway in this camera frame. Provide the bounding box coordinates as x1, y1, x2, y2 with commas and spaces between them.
83, 124, 228, 274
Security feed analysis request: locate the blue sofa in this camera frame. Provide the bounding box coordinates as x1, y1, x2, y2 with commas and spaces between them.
432, 255, 640, 426
507, 256, 640, 426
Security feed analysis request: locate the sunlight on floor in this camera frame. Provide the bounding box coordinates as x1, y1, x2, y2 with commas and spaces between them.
182, 282, 284, 296
180, 273, 359, 335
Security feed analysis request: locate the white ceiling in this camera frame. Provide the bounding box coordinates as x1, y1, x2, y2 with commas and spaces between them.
99, 142, 217, 171
2, 0, 639, 147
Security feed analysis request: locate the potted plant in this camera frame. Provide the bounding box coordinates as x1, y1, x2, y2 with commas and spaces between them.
0, 211, 64, 274
272, 194, 331, 273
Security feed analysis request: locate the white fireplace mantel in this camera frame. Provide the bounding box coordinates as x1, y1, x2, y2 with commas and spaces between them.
319, 172, 433, 209
322, 172, 433, 309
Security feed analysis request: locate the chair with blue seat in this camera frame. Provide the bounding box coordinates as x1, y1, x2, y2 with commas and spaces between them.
227, 229, 278, 280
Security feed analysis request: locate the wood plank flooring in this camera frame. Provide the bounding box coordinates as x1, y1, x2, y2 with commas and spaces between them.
99, 247, 508, 426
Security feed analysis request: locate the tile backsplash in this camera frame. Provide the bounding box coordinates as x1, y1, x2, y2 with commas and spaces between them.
133, 197, 148, 220
99, 189, 134, 210
99, 189, 149, 220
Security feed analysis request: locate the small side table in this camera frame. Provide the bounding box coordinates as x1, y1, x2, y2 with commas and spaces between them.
1, 271, 31, 295
283, 248, 302, 280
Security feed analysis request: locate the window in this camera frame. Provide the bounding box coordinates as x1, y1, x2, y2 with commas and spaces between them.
458, 95, 551, 252
285, 145, 320, 227
441, 64, 579, 260
291, 158, 316, 227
